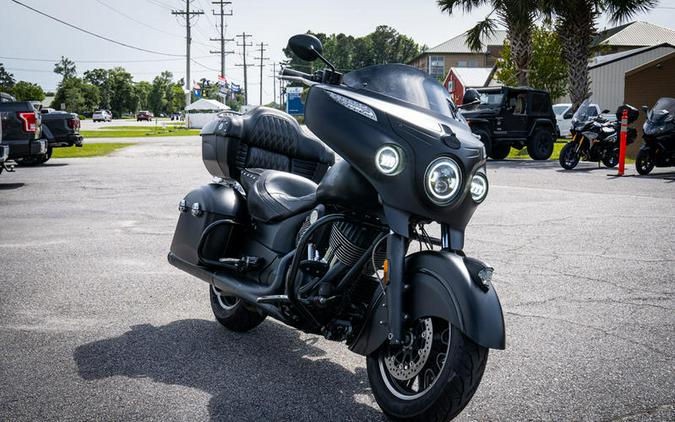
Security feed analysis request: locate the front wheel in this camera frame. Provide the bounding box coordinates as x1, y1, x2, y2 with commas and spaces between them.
367, 318, 488, 421
559, 142, 580, 170
489, 143, 511, 160
635, 149, 654, 175
209, 285, 266, 332
601, 148, 619, 168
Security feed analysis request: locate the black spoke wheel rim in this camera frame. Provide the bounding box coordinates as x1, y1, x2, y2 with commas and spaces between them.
377, 317, 451, 400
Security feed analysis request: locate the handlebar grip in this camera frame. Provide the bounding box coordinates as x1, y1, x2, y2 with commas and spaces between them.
281, 68, 311, 78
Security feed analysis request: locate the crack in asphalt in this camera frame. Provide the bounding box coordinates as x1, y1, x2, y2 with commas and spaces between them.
604, 403, 675, 421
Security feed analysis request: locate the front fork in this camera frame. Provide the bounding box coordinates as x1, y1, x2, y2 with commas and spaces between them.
385, 223, 452, 344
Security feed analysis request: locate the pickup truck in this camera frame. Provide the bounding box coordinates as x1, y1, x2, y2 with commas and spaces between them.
0, 113, 13, 175
0, 99, 48, 167
38, 108, 83, 162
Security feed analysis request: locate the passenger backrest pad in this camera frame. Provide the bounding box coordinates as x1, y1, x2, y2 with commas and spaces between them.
201, 107, 335, 184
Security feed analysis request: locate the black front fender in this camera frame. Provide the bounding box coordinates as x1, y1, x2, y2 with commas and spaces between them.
349, 250, 505, 355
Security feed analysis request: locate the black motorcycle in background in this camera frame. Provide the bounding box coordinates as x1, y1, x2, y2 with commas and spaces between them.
559, 100, 638, 170
167, 34, 505, 421
636, 97, 675, 175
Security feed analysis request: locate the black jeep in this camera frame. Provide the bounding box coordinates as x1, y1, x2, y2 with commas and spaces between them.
460, 86, 557, 160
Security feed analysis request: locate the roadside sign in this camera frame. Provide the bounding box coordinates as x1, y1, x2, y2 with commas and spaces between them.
286, 87, 304, 115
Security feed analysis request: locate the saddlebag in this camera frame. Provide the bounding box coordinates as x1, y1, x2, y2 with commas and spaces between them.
200, 107, 335, 185
169, 183, 248, 267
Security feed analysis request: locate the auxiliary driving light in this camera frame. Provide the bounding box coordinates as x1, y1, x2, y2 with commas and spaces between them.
424, 157, 462, 205
375, 145, 403, 175
470, 173, 489, 203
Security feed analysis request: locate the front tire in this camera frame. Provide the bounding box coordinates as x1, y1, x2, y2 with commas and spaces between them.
559, 142, 580, 170
601, 148, 619, 168
209, 285, 266, 332
635, 149, 654, 175
489, 143, 511, 160
367, 318, 488, 421
528, 128, 554, 160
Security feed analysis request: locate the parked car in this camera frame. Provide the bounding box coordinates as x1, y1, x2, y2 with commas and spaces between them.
0, 96, 48, 166
460, 86, 557, 160
136, 110, 154, 121
92, 110, 112, 122
40, 108, 84, 159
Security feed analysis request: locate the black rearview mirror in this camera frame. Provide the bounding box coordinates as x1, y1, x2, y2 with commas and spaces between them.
602, 109, 610, 114
288, 34, 323, 62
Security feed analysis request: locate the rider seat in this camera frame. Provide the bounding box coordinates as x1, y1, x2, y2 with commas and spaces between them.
246, 170, 318, 223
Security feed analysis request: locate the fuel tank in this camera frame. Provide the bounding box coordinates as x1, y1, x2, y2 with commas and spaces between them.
316, 160, 380, 211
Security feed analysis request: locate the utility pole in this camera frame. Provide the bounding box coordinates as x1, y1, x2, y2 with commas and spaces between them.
172, 0, 204, 105
235, 32, 253, 105
254, 42, 269, 106
269, 62, 277, 106
210, 1, 234, 78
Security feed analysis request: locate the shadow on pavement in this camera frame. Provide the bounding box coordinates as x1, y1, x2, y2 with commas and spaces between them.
0, 182, 25, 190
23, 163, 69, 168
486, 159, 560, 170
73, 319, 382, 421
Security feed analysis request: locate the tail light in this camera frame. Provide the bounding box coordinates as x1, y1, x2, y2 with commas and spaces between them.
67, 118, 80, 130
18, 111, 37, 132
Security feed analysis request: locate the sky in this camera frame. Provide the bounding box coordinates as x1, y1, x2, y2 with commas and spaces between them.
2, 0, 675, 106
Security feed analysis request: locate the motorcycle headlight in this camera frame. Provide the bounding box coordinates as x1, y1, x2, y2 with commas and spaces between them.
424, 157, 462, 205
375, 145, 403, 175
470, 173, 489, 203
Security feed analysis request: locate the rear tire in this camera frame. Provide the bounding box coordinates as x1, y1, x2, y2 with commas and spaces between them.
559, 142, 580, 170
489, 143, 511, 160
528, 128, 554, 160
209, 285, 266, 332
635, 149, 654, 175
367, 319, 488, 421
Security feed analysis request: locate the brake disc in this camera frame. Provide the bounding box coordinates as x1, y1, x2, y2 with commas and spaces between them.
384, 318, 434, 381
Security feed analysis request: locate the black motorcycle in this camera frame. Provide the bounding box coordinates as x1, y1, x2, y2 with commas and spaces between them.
167, 34, 504, 421
559, 100, 638, 170
636, 97, 675, 175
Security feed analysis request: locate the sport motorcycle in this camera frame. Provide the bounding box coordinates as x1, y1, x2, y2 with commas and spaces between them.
167, 34, 505, 421
636, 97, 675, 175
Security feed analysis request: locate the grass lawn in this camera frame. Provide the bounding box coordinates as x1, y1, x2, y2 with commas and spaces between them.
81, 126, 199, 138
507, 140, 635, 163
52, 143, 137, 158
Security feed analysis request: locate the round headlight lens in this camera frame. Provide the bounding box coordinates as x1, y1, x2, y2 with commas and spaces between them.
424, 157, 462, 205
375, 145, 402, 175
470, 173, 488, 203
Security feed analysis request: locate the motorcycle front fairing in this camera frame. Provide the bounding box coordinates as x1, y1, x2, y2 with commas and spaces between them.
304, 64, 486, 248
304, 64, 504, 351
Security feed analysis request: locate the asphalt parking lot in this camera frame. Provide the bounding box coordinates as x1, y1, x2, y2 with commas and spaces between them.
1, 136, 673, 421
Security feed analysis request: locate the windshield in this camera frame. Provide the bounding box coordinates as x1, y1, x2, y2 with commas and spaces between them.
572, 100, 596, 123
648, 97, 675, 123
343, 64, 455, 117
478, 92, 503, 108
552, 104, 569, 116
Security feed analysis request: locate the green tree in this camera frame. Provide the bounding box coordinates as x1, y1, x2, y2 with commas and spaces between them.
169, 84, 186, 114
83, 68, 111, 109
135, 81, 152, 110
496, 26, 568, 99
283, 26, 424, 73
437, 0, 539, 86
107, 67, 137, 117
543, 0, 657, 110
0, 63, 15, 92
52, 78, 100, 113
11, 81, 46, 101
54, 56, 77, 81
148, 71, 174, 115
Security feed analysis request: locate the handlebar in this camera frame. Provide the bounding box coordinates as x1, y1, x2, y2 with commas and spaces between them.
281, 67, 312, 79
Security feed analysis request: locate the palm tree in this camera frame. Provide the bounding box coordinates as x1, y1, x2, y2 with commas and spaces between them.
437, 0, 539, 86
544, 0, 658, 110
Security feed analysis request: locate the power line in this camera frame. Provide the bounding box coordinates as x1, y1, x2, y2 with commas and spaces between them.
143, 0, 176, 10
9, 0, 183, 57
0, 55, 213, 64
93, 0, 183, 39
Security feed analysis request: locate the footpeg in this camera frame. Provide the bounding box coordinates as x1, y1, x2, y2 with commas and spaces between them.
257, 295, 290, 304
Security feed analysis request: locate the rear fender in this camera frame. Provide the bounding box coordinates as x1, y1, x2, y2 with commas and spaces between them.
349, 250, 505, 356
